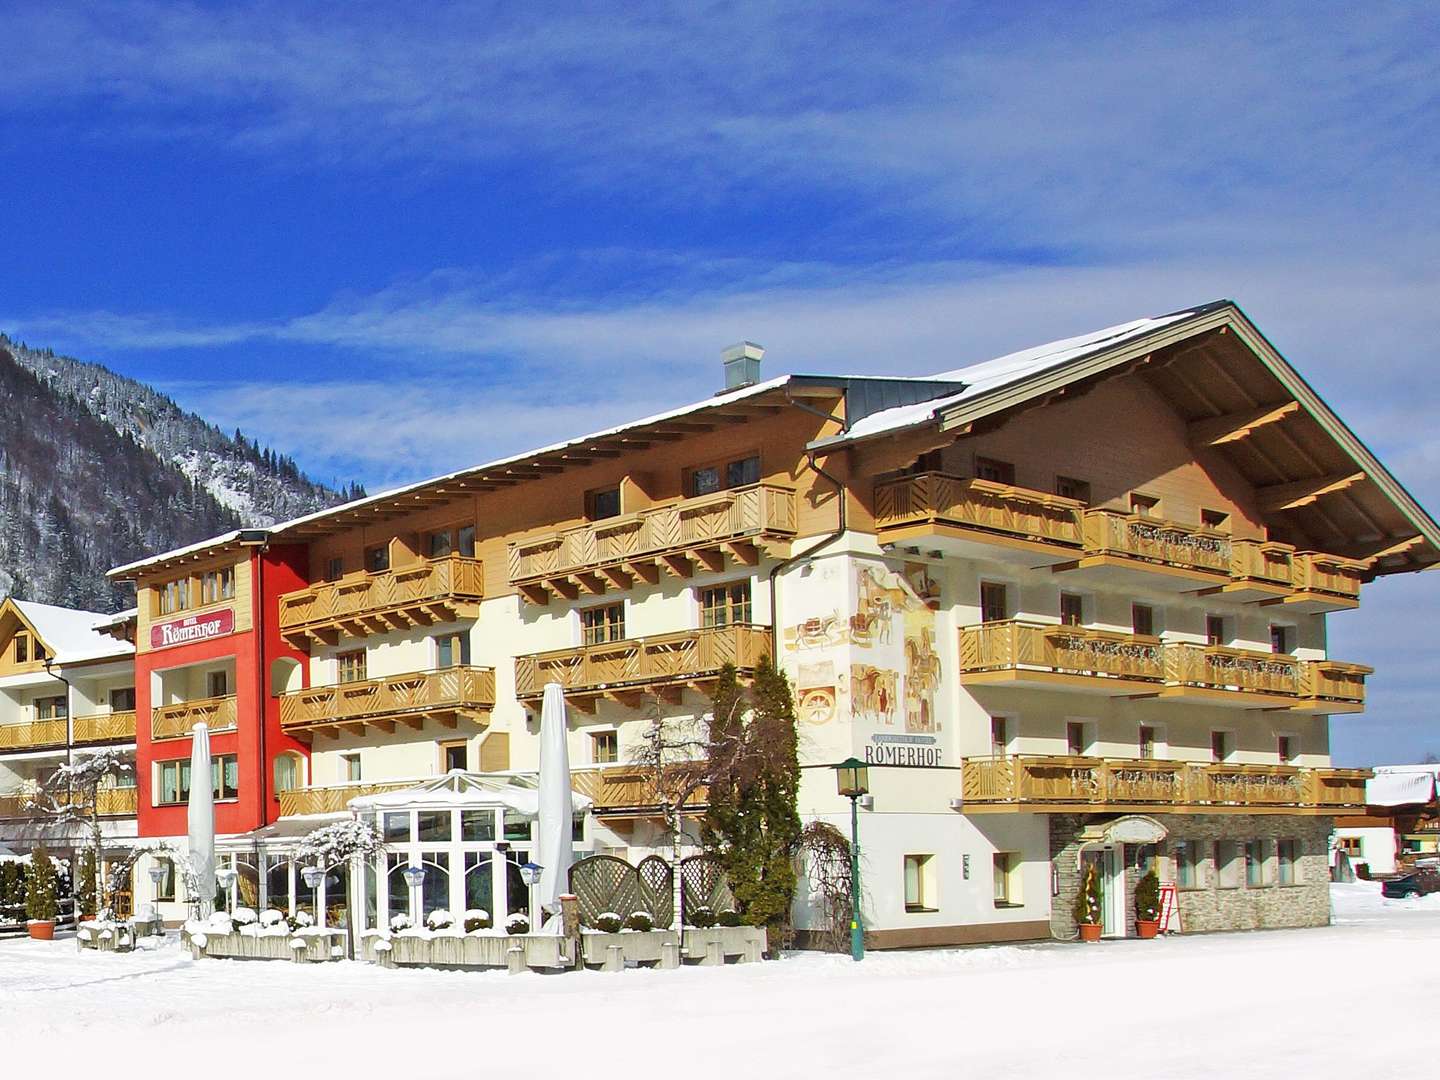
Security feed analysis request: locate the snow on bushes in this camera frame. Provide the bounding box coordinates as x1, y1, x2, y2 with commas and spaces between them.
389, 913, 414, 933
426, 909, 455, 931
717, 909, 743, 927
688, 905, 717, 928
625, 911, 654, 932
286, 910, 315, 932
232, 907, 258, 926
504, 914, 530, 934
259, 909, 285, 928
463, 909, 491, 932
595, 911, 624, 933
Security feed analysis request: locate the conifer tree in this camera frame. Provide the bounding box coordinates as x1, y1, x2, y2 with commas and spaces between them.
26, 845, 59, 923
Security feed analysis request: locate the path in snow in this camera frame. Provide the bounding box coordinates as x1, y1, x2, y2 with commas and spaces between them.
1, 883, 1435, 1079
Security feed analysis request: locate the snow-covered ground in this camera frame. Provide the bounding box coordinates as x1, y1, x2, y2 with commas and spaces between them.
2, 883, 1435, 1078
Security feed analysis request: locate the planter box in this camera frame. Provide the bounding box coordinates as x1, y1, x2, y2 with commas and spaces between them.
580, 930, 679, 968
364, 932, 572, 971
183, 928, 345, 963
76, 924, 134, 953
682, 926, 767, 964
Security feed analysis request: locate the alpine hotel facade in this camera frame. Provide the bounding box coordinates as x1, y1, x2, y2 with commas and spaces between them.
6, 300, 1437, 946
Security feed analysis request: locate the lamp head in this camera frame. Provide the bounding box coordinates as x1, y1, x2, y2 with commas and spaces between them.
834, 757, 870, 798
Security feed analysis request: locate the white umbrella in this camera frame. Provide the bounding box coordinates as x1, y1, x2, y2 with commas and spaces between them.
535, 682, 574, 929
187, 721, 216, 918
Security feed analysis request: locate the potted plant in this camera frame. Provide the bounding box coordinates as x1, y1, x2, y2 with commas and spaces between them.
1073, 863, 1103, 942
26, 845, 59, 940
1134, 869, 1161, 939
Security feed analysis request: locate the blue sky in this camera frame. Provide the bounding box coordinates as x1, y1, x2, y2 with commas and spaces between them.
1, 1, 1437, 763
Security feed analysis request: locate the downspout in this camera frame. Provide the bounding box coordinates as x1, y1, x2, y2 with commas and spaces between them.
255, 545, 269, 822
41, 657, 73, 773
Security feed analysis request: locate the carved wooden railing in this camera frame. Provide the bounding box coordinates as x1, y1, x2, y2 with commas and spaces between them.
570, 767, 709, 814
1229, 539, 1295, 590
0, 719, 68, 751
508, 483, 796, 584
959, 620, 1164, 683
0, 784, 137, 819
152, 694, 237, 741
1163, 643, 1302, 697
278, 555, 485, 636
515, 624, 772, 700
873, 473, 1084, 548
961, 755, 1368, 810
278, 779, 416, 817
72, 710, 138, 744
278, 667, 496, 731
1292, 552, 1366, 602
1298, 661, 1371, 708
1082, 509, 1231, 576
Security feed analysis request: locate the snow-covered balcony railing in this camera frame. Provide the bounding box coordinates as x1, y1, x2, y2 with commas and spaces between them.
960, 755, 1369, 813
0, 719, 69, 751
507, 483, 796, 605
278, 554, 485, 646
958, 620, 1165, 693
277, 666, 496, 739
872, 473, 1085, 559
513, 624, 772, 713
570, 766, 708, 817
151, 694, 237, 741
72, 710, 137, 745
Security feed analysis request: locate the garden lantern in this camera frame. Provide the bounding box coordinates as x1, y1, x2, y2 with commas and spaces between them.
832, 757, 869, 961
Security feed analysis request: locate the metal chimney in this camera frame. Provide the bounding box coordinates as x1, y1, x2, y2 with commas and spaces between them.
722, 341, 764, 391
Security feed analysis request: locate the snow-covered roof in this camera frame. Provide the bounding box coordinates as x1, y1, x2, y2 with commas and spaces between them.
10, 599, 134, 664
1366, 766, 1439, 807
107, 530, 257, 578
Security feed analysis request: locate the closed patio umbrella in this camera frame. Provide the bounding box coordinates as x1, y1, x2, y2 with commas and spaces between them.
535, 682, 574, 929
187, 721, 216, 918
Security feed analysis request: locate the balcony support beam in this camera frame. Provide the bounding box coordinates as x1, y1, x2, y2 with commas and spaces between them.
1257, 471, 1365, 512
1188, 401, 1300, 447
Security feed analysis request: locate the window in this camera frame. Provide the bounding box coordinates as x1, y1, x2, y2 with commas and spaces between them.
901, 450, 943, 476
1055, 475, 1090, 503
418, 811, 452, 843
990, 716, 1008, 757
700, 582, 752, 627
461, 809, 496, 842
1132, 603, 1156, 637
326, 556, 344, 582
1059, 592, 1084, 626
441, 741, 468, 773
14, 633, 28, 663
201, 568, 235, 604
725, 455, 760, 489
1335, 836, 1363, 856
1205, 615, 1226, 647
591, 731, 618, 764
152, 857, 176, 902
157, 754, 238, 804
33, 639, 46, 661
35, 695, 67, 720
341, 753, 362, 783
503, 811, 532, 843
1173, 840, 1199, 889
1211, 730, 1231, 763
975, 456, 1015, 485
690, 454, 760, 497
905, 854, 936, 912
1138, 725, 1156, 760
457, 525, 476, 558
1215, 841, 1243, 888
1201, 508, 1230, 531
1129, 493, 1160, 518
580, 603, 625, 646
435, 633, 471, 668
273, 753, 300, 795
336, 651, 367, 684
159, 577, 192, 615
428, 530, 453, 558
207, 670, 230, 698
980, 582, 1008, 623
382, 812, 410, 843
992, 852, 1020, 907
1277, 735, 1296, 763
587, 486, 622, 521
366, 545, 390, 573
1269, 624, 1293, 655
1277, 839, 1299, 885
1066, 722, 1088, 757
1244, 840, 1267, 888
110, 687, 136, 712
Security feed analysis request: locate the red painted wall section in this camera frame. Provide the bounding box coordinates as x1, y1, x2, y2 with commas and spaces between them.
259, 543, 313, 826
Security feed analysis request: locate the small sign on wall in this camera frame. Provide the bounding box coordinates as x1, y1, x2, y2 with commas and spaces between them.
150, 609, 235, 650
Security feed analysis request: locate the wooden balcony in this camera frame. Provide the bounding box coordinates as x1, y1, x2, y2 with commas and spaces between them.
278, 779, 416, 817
960, 755, 1369, 814
1159, 646, 1368, 712
507, 484, 796, 605
152, 694, 237, 741
1061, 510, 1231, 589
0, 719, 68, 751
73, 711, 137, 745
1218, 539, 1297, 602
570, 767, 709, 818
279, 555, 485, 645
514, 624, 772, 713
958, 621, 1164, 694
1295, 660, 1372, 714
1279, 552, 1367, 613
278, 666, 496, 739
873, 473, 1084, 564
0, 785, 137, 819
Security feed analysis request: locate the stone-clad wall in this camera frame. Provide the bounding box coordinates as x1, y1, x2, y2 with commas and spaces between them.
1049, 813, 1333, 939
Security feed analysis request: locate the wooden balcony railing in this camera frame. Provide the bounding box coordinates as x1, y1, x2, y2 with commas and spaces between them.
1162, 643, 1301, 700
0, 719, 68, 751
961, 755, 1368, 813
278, 779, 416, 817
73, 711, 138, 745
959, 620, 1164, 690
278, 666, 496, 737
1080, 510, 1231, 581
1288, 552, 1366, 610
1227, 539, 1296, 598
873, 473, 1085, 552
0, 785, 138, 819
514, 624, 772, 712
507, 484, 796, 604
278, 555, 485, 644
570, 767, 708, 817
1297, 660, 1372, 713
152, 694, 237, 741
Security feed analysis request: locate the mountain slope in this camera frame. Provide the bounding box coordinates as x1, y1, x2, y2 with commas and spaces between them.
0, 336, 355, 611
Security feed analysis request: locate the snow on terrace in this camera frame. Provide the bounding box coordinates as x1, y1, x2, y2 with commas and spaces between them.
1, 884, 1436, 1079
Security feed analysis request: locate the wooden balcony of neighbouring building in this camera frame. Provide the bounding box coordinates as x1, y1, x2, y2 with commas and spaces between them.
278, 778, 417, 817
73, 710, 138, 745
0, 711, 139, 752
960, 754, 1369, 814
0, 719, 69, 752
958, 620, 1369, 712
507, 484, 796, 605
278, 555, 485, 646
278, 666, 496, 740
514, 624, 772, 713
0, 784, 138, 819
151, 694, 238, 741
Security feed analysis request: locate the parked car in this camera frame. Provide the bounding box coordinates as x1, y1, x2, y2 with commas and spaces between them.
1381, 868, 1440, 898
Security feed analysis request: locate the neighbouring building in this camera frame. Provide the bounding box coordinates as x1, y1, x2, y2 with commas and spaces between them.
95, 300, 1438, 942
1333, 764, 1440, 876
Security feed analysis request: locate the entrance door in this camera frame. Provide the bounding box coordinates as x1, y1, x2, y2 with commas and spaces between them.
1082, 848, 1125, 937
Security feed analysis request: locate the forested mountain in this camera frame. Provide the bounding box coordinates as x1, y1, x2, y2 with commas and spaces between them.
0, 335, 359, 611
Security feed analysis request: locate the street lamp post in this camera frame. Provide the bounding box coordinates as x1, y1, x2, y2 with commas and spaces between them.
402, 865, 426, 926
518, 861, 543, 929
215, 867, 238, 914
300, 865, 325, 928
834, 757, 869, 962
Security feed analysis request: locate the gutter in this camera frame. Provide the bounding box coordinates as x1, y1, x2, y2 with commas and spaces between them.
41, 657, 73, 773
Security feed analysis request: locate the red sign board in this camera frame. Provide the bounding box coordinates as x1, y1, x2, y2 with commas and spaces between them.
150, 608, 235, 650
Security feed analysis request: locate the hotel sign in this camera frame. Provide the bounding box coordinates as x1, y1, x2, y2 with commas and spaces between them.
150, 609, 235, 650
865, 733, 942, 767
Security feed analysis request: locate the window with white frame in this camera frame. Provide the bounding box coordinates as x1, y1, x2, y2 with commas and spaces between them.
904, 853, 936, 912
993, 852, 1021, 907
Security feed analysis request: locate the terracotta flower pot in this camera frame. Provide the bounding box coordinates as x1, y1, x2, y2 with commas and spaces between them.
79, 914, 97, 923
1078, 921, 1102, 942
1136, 919, 1160, 939
27, 920, 55, 941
